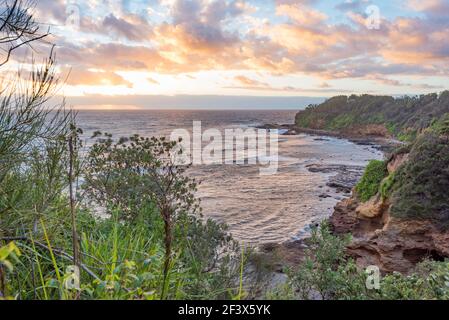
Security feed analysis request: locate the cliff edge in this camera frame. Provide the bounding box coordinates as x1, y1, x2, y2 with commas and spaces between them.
330, 117, 449, 273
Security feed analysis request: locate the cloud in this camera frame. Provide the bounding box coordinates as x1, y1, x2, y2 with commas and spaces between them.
276, 3, 328, 25
30, 0, 449, 92
58, 42, 170, 72
147, 77, 160, 84
234, 75, 269, 87
61, 67, 133, 87
274, 0, 321, 5
379, 17, 449, 69
154, 0, 245, 56
335, 0, 367, 12
408, 0, 449, 16
34, 0, 66, 24
34, 1, 154, 41
264, 1, 449, 80
367, 74, 443, 90
101, 14, 153, 41
229, 75, 354, 93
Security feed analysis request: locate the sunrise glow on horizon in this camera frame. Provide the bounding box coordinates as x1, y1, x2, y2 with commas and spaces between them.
17, 0, 449, 108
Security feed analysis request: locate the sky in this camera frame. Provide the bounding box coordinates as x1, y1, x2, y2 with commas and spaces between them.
14, 0, 449, 109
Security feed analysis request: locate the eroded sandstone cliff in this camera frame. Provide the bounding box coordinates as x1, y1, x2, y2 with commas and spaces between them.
330, 130, 449, 273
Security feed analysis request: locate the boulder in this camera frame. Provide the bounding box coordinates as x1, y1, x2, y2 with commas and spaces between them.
347, 217, 449, 273
355, 194, 386, 219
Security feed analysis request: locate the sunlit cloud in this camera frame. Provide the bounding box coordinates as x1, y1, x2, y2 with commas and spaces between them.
27, 0, 449, 99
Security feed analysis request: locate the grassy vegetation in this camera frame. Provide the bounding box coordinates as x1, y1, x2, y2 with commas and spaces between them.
0, 128, 244, 300
355, 160, 388, 202
295, 92, 449, 139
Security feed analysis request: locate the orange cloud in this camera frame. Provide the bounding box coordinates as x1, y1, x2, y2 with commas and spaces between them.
234, 75, 269, 87
33, 0, 448, 92
62, 67, 133, 87
147, 77, 159, 84
276, 3, 328, 25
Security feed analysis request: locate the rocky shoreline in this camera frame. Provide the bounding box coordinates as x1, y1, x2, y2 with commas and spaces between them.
252, 94, 449, 291
258, 124, 449, 276
257, 124, 396, 271
306, 163, 365, 194
257, 123, 401, 153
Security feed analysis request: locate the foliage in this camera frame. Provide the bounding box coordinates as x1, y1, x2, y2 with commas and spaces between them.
328, 114, 356, 130
0, 52, 71, 185
0, 242, 21, 272
0, 137, 74, 239
84, 133, 206, 297
388, 128, 449, 225
380, 172, 395, 199
355, 160, 388, 202
1, 112, 241, 301
0, 0, 71, 237
3, 206, 241, 300
0, 242, 21, 299
77, 213, 172, 300
287, 222, 352, 300
277, 223, 449, 300
295, 92, 449, 139
397, 130, 417, 142
84, 133, 200, 221
431, 113, 449, 136
0, 0, 50, 66
0, 1, 242, 301
2, 0, 449, 302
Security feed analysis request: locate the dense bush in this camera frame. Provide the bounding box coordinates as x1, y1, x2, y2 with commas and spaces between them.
295, 92, 449, 140
389, 129, 449, 225
355, 160, 388, 202
271, 223, 449, 300
82, 133, 242, 298
285, 222, 354, 300
1, 128, 243, 300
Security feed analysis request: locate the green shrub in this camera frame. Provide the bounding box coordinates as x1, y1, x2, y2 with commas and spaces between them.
283, 221, 449, 300
389, 131, 449, 225
294, 93, 449, 140
286, 222, 353, 300
431, 113, 449, 136
397, 130, 417, 142
386, 122, 397, 135
380, 172, 396, 199
329, 114, 355, 130
355, 160, 388, 202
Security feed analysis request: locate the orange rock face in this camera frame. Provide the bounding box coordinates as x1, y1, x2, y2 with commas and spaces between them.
356, 195, 387, 219
387, 152, 409, 174
329, 152, 449, 274
346, 217, 449, 273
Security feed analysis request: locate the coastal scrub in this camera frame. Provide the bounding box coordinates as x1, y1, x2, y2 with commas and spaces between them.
355, 160, 388, 202
389, 128, 449, 225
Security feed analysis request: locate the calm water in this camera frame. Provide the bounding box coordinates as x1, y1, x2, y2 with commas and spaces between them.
77, 110, 382, 244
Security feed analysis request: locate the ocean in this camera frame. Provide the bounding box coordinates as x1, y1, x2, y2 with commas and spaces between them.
77, 110, 382, 244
